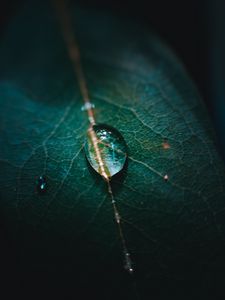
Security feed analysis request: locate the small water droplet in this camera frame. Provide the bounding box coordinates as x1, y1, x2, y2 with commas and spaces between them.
115, 211, 121, 224
124, 252, 134, 274
36, 176, 47, 193
164, 174, 169, 181
81, 102, 95, 111
162, 139, 170, 150
84, 124, 127, 178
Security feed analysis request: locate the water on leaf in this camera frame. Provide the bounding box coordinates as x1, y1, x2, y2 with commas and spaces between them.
164, 174, 169, 182
81, 102, 95, 111
36, 175, 47, 193
124, 252, 134, 274
85, 124, 127, 178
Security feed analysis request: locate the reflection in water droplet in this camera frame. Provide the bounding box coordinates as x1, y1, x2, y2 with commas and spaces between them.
36, 176, 47, 193
84, 124, 127, 178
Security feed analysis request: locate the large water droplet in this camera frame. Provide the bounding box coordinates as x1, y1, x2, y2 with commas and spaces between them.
85, 124, 127, 178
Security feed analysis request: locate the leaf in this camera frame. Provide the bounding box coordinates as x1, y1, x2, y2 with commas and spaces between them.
0, 1, 225, 299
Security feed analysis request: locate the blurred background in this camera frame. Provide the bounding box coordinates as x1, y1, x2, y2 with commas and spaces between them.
0, 0, 224, 158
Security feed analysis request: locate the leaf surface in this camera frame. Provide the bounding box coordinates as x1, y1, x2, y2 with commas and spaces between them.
0, 2, 225, 299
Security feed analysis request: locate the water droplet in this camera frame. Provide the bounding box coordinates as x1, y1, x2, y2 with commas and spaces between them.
124, 252, 134, 274
85, 124, 127, 178
115, 211, 121, 224
164, 174, 169, 181
81, 102, 95, 111
162, 139, 170, 150
36, 176, 47, 193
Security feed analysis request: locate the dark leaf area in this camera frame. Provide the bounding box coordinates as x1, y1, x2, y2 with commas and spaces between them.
0, 1, 225, 299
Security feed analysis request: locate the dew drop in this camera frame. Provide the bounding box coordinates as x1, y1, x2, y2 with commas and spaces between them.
124, 252, 134, 274
162, 139, 170, 150
164, 174, 169, 181
36, 176, 47, 193
115, 211, 121, 224
81, 102, 95, 111
84, 124, 127, 178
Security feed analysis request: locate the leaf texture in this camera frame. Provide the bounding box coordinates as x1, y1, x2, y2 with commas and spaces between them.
0, 1, 225, 299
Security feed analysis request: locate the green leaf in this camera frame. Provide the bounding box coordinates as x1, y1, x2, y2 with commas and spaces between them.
0, 2, 225, 299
